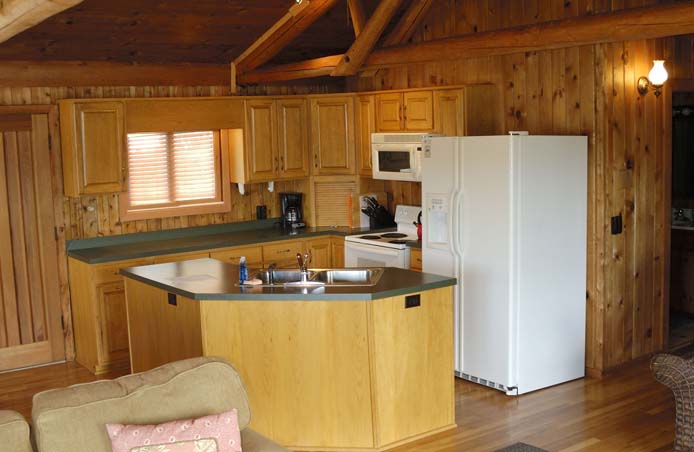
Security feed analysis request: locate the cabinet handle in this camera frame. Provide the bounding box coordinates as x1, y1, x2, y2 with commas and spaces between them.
314, 153, 318, 168
280, 156, 284, 170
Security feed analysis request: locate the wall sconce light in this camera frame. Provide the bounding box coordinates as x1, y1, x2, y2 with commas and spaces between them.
637, 60, 668, 97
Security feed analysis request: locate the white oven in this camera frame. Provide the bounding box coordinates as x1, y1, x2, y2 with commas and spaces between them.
371, 133, 440, 182
344, 241, 410, 268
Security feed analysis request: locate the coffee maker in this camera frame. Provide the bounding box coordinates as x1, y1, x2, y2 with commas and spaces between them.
280, 192, 305, 229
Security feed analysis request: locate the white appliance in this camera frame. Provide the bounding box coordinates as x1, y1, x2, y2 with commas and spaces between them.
345, 205, 420, 269
371, 132, 440, 182
422, 133, 587, 396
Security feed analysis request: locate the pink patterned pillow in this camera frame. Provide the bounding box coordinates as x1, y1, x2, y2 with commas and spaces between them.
106, 409, 242, 452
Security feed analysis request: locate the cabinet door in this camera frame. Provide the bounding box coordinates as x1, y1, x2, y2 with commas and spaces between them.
210, 246, 263, 268
307, 238, 332, 268
331, 237, 345, 267
245, 100, 278, 181
310, 96, 356, 175
96, 281, 129, 364
70, 101, 125, 195
409, 248, 422, 271
404, 91, 434, 131
357, 95, 376, 176
263, 240, 304, 266
434, 89, 465, 136
375, 93, 403, 132
277, 99, 309, 179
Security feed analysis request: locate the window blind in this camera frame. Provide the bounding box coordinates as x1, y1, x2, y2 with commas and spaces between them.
127, 131, 217, 207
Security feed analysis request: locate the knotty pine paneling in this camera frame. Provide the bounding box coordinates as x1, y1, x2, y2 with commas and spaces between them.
0, 84, 331, 240
353, 0, 690, 373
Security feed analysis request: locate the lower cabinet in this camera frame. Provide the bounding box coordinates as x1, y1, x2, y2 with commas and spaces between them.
306, 237, 332, 268
410, 248, 422, 271
96, 281, 130, 366
331, 237, 345, 267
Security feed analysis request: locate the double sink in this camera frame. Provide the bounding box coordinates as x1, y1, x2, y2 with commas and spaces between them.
248, 268, 384, 287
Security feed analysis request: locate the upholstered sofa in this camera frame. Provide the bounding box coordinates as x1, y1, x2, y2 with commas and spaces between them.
1, 357, 287, 452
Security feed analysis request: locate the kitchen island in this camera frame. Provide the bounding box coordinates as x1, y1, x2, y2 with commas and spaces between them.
121, 258, 456, 451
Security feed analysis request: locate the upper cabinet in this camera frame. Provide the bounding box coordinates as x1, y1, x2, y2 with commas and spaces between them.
434, 86, 500, 136
375, 91, 434, 132
310, 96, 355, 176
277, 99, 309, 179
230, 98, 310, 184
60, 100, 126, 197
356, 95, 376, 177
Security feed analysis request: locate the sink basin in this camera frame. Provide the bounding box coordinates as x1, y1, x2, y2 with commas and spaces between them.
239, 268, 384, 287
312, 268, 384, 286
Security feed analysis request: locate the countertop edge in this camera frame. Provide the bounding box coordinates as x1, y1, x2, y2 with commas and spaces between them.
120, 270, 456, 301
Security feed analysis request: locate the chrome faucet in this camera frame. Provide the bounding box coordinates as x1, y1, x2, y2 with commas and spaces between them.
296, 253, 311, 283
267, 263, 277, 285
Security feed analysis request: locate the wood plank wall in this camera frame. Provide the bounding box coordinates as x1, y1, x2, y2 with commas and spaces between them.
352, 0, 692, 373
0, 84, 332, 241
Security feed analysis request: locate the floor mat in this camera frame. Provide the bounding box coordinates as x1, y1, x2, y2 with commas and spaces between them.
495, 443, 548, 452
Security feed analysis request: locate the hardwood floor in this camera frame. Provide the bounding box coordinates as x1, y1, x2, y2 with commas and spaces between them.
0, 360, 675, 451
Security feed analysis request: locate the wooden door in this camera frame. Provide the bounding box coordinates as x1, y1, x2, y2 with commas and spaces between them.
357, 95, 375, 176
310, 96, 355, 175
245, 100, 278, 181
96, 281, 129, 365
0, 111, 65, 372
331, 237, 345, 267
403, 91, 434, 131
375, 93, 403, 131
70, 101, 125, 195
307, 238, 332, 268
277, 99, 309, 179
434, 89, 465, 136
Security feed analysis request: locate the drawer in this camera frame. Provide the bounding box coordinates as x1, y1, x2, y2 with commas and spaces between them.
210, 246, 263, 267
152, 251, 210, 264
94, 258, 154, 283
410, 249, 422, 271
263, 240, 304, 265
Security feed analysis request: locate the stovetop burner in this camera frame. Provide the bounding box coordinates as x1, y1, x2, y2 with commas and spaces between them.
381, 232, 407, 238
361, 235, 381, 240
389, 240, 409, 244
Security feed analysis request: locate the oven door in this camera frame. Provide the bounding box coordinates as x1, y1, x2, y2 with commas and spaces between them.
344, 241, 410, 269
372, 144, 421, 181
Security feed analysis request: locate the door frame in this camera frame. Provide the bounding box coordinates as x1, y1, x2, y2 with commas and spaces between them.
0, 105, 73, 366
662, 79, 694, 350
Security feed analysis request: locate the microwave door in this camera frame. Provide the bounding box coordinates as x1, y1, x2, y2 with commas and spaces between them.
378, 150, 412, 173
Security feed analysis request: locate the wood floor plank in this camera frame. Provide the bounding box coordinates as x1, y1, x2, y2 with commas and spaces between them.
0, 360, 675, 452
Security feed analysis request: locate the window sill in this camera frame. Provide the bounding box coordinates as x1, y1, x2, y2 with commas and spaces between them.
119, 196, 231, 222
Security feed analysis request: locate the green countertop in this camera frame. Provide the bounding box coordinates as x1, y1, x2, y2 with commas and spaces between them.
120, 258, 455, 301
67, 219, 421, 264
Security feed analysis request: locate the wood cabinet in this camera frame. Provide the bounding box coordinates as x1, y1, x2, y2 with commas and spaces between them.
60, 100, 126, 197
210, 245, 263, 268
230, 98, 309, 184
306, 237, 332, 268
277, 98, 310, 179
69, 256, 153, 374
357, 95, 376, 176
310, 96, 356, 175
244, 99, 278, 181
331, 237, 345, 267
434, 86, 500, 136
409, 248, 422, 271
376, 91, 434, 132
263, 240, 304, 268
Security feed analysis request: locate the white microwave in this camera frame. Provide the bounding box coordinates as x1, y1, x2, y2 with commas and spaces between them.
371, 133, 441, 182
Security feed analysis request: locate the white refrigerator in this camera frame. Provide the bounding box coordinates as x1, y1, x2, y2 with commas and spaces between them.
422, 133, 587, 395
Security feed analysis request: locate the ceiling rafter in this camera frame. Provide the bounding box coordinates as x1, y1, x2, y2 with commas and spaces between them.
0, 0, 83, 44
233, 0, 341, 75
331, 0, 404, 76
347, 0, 367, 37
239, 1, 694, 84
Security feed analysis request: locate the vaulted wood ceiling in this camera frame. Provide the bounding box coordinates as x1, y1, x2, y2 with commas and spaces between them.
0, 0, 384, 65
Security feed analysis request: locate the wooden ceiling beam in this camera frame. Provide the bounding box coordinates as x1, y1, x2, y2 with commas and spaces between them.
364, 2, 694, 69
0, 60, 231, 87
238, 54, 342, 84
331, 0, 404, 76
381, 0, 434, 47
0, 0, 83, 44
233, 0, 340, 74
347, 0, 367, 37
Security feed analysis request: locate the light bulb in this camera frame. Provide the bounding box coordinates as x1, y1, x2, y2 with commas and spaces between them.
648, 60, 668, 87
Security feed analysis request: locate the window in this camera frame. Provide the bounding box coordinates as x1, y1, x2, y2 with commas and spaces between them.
120, 130, 230, 220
